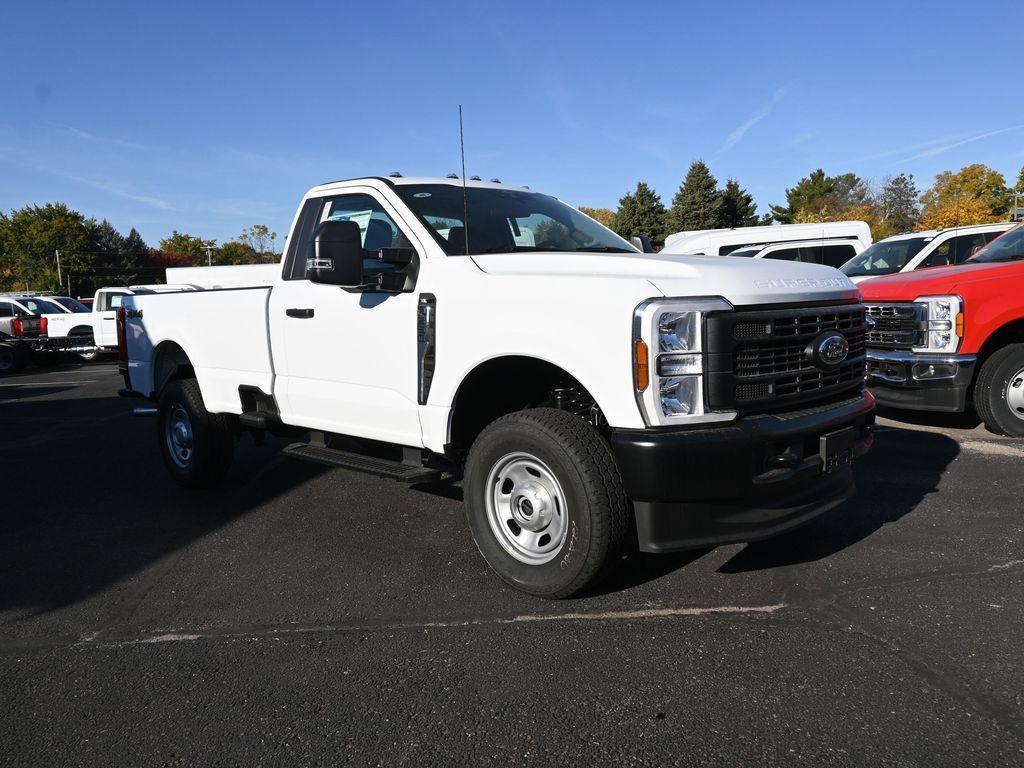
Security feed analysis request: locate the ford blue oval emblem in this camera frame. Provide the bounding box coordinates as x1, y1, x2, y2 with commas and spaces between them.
807, 331, 849, 369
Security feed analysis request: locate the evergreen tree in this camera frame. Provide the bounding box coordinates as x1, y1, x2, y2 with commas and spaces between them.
719, 179, 759, 228
667, 161, 723, 233
770, 169, 870, 223
613, 182, 667, 246
124, 228, 149, 255
879, 174, 920, 234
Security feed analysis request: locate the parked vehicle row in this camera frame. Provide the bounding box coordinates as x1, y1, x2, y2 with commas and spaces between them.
117, 175, 875, 599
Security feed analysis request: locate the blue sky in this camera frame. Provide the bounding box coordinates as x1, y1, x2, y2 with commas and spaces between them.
2, 0, 1023, 246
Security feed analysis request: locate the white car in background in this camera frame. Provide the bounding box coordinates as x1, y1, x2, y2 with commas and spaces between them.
723, 238, 866, 269
840, 223, 1014, 283
661, 220, 872, 258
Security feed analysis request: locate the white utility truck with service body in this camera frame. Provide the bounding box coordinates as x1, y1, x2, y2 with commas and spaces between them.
119, 176, 875, 597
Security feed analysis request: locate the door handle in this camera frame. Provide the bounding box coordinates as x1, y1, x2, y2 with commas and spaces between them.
286, 308, 315, 318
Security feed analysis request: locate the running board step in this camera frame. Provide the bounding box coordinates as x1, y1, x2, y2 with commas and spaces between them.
282, 443, 442, 484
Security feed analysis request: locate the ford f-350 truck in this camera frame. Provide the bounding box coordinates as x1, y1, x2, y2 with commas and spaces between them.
863, 222, 1024, 436
119, 176, 874, 597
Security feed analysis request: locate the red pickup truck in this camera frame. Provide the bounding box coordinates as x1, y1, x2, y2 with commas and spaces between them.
862, 223, 1024, 436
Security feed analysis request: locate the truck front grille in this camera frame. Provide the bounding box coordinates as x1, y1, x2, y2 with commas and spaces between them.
865, 303, 925, 349
705, 302, 867, 414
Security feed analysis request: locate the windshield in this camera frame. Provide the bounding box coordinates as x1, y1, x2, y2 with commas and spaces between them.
967, 225, 1024, 263
840, 237, 930, 277
23, 298, 64, 315
393, 184, 636, 255
54, 296, 91, 313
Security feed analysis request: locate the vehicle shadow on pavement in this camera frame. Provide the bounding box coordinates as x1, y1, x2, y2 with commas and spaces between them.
716, 426, 961, 573
0, 395, 327, 619
877, 404, 983, 430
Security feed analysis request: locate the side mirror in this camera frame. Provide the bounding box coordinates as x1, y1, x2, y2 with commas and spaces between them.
307, 220, 364, 287
631, 235, 656, 253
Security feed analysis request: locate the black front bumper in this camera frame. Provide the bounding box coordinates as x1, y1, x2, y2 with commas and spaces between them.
866, 350, 975, 412
610, 392, 875, 553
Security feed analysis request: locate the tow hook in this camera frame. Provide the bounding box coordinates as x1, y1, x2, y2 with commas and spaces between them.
132, 406, 158, 418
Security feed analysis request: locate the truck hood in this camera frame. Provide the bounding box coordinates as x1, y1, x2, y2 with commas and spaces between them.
470, 251, 858, 306
859, 260, 1024, 302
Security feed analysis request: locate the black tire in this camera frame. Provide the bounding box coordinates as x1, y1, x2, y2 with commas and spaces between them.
974, 344, 1024, 437
464, 408, 629, 598
157, 377, 235, 488
0, 343, 27, 375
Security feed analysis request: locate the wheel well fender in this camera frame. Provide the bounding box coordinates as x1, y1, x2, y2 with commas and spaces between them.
977, 318, 1024, 368
447, 355, 601, 454
69, 325, 93, 337
152, 340, 194, 397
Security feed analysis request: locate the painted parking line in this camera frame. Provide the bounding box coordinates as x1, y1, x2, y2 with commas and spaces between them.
0, 380, 98, 387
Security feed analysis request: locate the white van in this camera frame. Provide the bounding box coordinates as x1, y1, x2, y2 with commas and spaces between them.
662, 221, 872, 259
839, 223, 1014, 283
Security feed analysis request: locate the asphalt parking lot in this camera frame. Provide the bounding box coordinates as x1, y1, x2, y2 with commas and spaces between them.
2, 362, 1023, 767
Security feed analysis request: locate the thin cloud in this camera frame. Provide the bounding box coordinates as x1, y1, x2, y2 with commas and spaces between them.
720, 85, 791, 153
67, 174, 177, 211
899, 125, 1024, 162
53, 123, 148, 151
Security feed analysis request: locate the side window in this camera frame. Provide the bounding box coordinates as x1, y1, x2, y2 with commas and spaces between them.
0, 303, 12, 317
283, 193, 413, 281
764, 247, 800, 262
985, 230, 1006, 244
920, 239, 953, 269
109, 294, 125, 310
953, 233, 988, 264
820, 245, 856, 268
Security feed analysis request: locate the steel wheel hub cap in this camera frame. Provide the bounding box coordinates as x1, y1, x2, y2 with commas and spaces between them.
1006, 367, 1024, 420
485, 452, 568, 565
166, 405, 194, 468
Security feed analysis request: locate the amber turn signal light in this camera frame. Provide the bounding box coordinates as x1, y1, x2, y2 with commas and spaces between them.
634, 339, 649, 391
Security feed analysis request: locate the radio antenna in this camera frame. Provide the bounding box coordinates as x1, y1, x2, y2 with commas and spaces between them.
459, 105, 470, 255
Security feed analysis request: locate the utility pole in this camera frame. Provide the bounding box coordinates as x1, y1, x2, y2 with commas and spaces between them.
55, 249, 62, 286
204, 245, 214, 267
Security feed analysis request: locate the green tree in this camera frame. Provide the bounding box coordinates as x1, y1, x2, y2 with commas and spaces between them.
0, 203, 93, 291
878, 174, 920, 235
237, 224, 279, 262
667, 160, 723, 233
158, 231, 215, 265
770, 169, 871, 223
613, 182, 667, 246
719, 179, 759, 228
216, 241, 260, 265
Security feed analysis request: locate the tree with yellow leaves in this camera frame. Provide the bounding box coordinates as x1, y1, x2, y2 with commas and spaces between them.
918, 164, 1011, 230
578, 206, 616, 228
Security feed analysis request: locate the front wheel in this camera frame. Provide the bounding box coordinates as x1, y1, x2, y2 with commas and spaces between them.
974, 344, 1024, 437
464, 408, 629, 598
157, 377, 235, 487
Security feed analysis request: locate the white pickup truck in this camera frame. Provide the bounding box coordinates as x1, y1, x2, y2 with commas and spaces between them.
119, 176, 875, 598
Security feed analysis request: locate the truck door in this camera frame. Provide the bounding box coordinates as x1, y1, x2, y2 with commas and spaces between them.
268, 190, 425, 447
94, 290, 131, 347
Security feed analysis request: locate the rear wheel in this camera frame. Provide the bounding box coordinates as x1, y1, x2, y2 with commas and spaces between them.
464, 408, 628, 598
0, 343, 27, 375
975, 344, 1024, 437
157, 377, 235, 487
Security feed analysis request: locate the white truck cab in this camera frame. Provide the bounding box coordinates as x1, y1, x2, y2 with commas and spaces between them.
840, 223, 1014, 283
662, 221, 872, 257
119, 176, 875, 598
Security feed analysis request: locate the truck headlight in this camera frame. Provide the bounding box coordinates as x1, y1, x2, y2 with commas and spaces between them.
913, 295, 963, 354
632, 297, 736, 426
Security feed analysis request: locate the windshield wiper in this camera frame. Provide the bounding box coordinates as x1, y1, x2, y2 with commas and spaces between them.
576, 246, 634, 253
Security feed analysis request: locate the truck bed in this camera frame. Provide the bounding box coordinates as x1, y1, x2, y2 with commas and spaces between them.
125, 286, 274, 414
